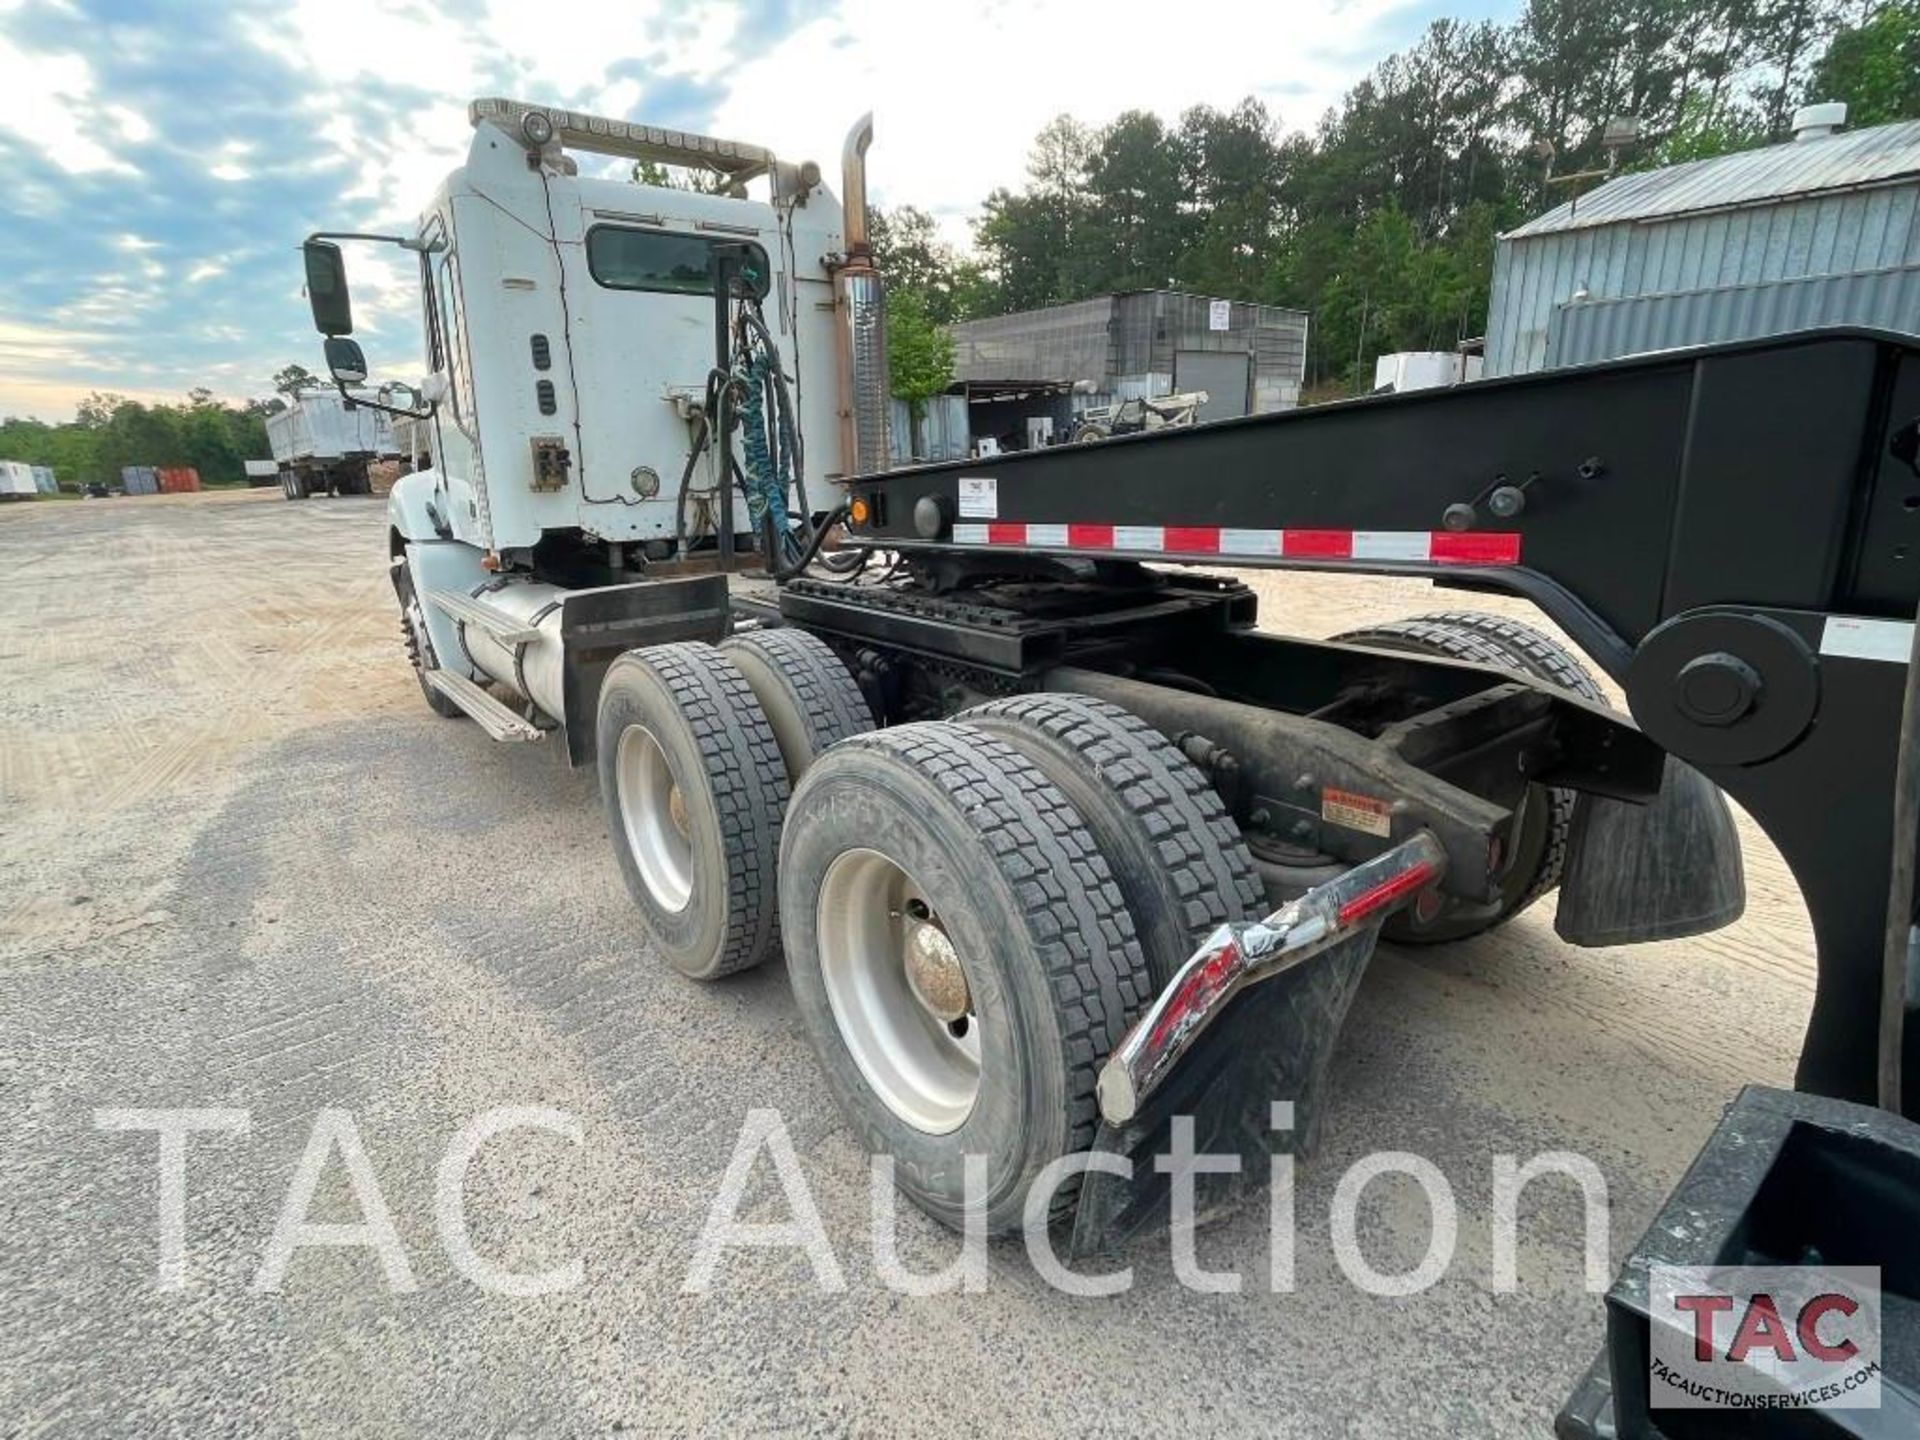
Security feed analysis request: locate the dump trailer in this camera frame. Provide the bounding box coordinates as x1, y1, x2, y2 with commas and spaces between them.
0, 460, 38, 500
301, 99, 1920, 1434
264, 389, 398, 498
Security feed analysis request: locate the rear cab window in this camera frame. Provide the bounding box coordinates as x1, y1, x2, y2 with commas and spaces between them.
586, 226, 771, 299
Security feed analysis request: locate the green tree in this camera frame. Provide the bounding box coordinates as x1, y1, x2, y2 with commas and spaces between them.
884, 288, 955, 427
1808, 1, 1920, 123
869, 205, 990, 325
1081, 110, 1187, 292
272, 364, 321, 397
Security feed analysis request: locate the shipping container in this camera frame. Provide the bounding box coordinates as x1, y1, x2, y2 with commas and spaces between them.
156, 466, 201, 494
31, 465, 57, 494
0, 460, 38, 498
121, 466, 159, 495
243, 459, 280, 487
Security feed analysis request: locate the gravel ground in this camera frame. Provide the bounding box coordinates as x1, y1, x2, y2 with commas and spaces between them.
0, 490, 1815, 1437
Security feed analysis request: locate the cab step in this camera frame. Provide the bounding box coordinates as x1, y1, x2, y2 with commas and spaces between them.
423, 670, 546, 742
427, 589, 542, 645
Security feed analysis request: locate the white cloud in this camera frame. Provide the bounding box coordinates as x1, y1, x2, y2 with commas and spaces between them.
713, 0, 1420, 246
0, 0, 1458, 420
0, 32, 148, 174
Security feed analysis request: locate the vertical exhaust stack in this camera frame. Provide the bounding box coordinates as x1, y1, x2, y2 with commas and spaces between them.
833, 114, 891, 478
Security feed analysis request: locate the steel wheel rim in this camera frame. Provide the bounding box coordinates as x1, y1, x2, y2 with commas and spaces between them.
817, 848, 981, 1134
616, 724, 694, 913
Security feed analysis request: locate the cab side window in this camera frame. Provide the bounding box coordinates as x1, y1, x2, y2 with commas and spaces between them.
434, 249, 472, 424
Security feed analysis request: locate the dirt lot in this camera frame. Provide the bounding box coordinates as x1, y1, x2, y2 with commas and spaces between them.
0, 490, 1814, 1436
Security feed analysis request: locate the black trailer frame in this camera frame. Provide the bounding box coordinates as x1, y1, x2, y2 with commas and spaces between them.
765, 326, 1920, 1434
830, 327, 1920, 1123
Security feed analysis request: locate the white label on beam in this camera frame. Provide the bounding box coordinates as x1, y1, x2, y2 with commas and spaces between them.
957, 475, 998, 519
1352, 531, 1431, 561
1820, 616, 1914, 664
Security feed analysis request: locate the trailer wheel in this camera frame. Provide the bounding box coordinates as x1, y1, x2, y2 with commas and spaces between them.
1414, 611, 1606, 702
1329, 615, 1570, 943
780, 723, 1150, 1233
391, 559, 464, 720
597, 643, 788, 980
719, 628, 873, 783
959, 693, 1265, 986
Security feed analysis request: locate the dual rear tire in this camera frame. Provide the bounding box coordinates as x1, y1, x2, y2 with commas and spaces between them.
595, 628, 876, 980
596, 632, 1262, 1233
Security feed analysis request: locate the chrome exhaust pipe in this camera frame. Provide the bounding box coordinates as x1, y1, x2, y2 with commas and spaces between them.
841, 112, 874, 255
833, 113, 889, 477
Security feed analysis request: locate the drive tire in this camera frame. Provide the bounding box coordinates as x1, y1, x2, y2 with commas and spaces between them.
959, 692, 1265, 987
780, 723, 1150, 1234
719, 628, 873, 783
597, 642, 788, 980
1330, 615, 1568, 942
392, 557, 464, 720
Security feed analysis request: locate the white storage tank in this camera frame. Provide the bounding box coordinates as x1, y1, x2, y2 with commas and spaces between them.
1372, 352, 1481, 392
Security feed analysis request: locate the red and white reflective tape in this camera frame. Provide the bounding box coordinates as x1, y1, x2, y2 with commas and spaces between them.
946, 522, 1522, 566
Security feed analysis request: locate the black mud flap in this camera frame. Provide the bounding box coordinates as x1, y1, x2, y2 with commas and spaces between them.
1067, 927, 1381, 1259
1555, 756, 1746, 948
558, 575, 730, 768
1556, 1085, 1920, 1439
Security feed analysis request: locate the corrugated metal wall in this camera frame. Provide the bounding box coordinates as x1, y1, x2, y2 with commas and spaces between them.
949, 292, 1308, 412
949, 297, 1115, 386
1486, 180, 1920, 374
1546, 262, 1920, 367
887, 394, 969, 465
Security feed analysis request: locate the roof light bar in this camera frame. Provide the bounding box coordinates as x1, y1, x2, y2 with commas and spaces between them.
468, 98, 773, 181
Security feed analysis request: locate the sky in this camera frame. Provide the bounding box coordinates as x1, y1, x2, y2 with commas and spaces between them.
0, 0, 1506, 422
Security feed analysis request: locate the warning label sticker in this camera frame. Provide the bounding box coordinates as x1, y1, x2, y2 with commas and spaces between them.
1322, 786, 1392, 838
957, 475, 998, 519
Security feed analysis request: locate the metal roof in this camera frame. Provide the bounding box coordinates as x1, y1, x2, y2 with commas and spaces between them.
1507, 119, 1920, 238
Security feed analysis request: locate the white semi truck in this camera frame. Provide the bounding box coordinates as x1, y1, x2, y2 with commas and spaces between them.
264, 388, 400, 498
302, 101, 1920, 1354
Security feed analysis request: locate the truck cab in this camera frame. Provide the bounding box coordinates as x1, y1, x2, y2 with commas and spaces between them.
372, 99, 867, 567
299, 99, 886, 765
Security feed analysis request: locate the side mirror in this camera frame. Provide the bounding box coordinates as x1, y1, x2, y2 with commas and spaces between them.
378, 380, 421, 411
324, 336, 368, 386
304, 240, 353, 336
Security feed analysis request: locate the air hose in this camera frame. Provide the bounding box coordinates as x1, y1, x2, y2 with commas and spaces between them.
732, 300, 821, 572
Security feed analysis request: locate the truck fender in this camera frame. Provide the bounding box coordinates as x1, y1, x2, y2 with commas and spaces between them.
386, 469, 450, 549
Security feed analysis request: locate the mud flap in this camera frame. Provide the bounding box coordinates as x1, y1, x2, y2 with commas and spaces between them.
1067, 926, 1381, 1259
1555, 755, 1746, 947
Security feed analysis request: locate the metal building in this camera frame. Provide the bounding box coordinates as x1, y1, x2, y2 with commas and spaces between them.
1484, 110, 1920, 376
949, 290, 1310, 420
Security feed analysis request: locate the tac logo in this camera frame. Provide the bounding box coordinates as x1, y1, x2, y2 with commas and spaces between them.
1650, 1265, 1882, 1410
